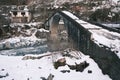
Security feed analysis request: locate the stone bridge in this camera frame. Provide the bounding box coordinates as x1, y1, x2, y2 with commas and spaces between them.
45, 11, 120, 80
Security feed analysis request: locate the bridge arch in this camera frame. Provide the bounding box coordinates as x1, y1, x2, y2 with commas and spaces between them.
50, 13, 67, 41
45, 12, 71, 51
45, 11, 92, 51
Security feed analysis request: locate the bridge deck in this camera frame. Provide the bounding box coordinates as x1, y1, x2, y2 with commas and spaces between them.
62, 11, 120, 59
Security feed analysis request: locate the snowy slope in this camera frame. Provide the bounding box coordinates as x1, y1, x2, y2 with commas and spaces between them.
0, 50, 111, 80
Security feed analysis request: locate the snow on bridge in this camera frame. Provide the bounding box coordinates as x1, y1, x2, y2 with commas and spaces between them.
63, 11, 120, 59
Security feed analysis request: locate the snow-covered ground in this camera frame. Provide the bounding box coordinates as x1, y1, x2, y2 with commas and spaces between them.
0, 49, 111, 80
63, 11, 120, 59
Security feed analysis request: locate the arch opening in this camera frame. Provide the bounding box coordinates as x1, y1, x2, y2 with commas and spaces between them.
48, 14, 70, 51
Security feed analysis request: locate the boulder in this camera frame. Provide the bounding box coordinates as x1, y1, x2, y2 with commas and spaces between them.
47, 74, 54, 80
67, 61, 89, 72
5, 41, 12, 49
0, 73, 9, 78
88, 70, 92, 73
67, 64, 76, 70
54, 58, 66, 69
75, 61, 89, 72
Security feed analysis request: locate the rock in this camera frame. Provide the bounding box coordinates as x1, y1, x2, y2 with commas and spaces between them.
22, 56, 36, 60
67, 64, 76, 70
5, 41, 12, 49
60, 70, 70, 73
24, 25, 31, 29
0, 73, 9, 78
88, 70, 92, 73
75, 61, 89, 72
22, 54, 50, 60
40, 77, 47, 80
1, 69, 5, 71
27, 78, 30, 80
114, 50, 119, 53
47, 74, 54, 80
62, 49, 82, 59
0, 75, 4, 78
6, 73, 9, 76
38, 67, 42, 69
35, 30, 49, 39
40, 74, 54, 80
67, 61, 89, 72
54, 58, 66, 69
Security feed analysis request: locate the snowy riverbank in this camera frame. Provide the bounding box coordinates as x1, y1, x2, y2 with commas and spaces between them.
0, 28, 50, 56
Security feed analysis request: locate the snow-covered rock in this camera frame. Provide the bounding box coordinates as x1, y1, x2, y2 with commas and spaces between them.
35, 28, 49, 39
0, 69, 9, 78
4, 41, 12, 49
